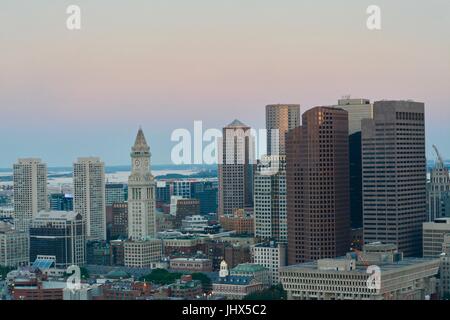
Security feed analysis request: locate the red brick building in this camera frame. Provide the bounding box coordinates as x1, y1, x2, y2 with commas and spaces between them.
220, 209, 254, 235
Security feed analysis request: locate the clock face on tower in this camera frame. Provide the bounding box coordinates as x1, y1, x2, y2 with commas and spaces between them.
134, 159, 141, 168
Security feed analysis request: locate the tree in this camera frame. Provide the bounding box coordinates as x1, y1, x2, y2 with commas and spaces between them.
243, 284, 287, 300
0, 265, 14, 280
191, 273, 212, 292
141, 269, 183, 285
80, 267, 90, 280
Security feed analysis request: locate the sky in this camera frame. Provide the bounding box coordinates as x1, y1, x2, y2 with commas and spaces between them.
0, 0, 449, 167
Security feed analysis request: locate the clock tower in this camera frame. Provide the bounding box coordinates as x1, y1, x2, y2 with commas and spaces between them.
127, 127, 156, 240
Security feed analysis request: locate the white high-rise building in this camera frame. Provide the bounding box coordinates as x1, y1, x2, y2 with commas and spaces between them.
124, 128, 161, 268
73, 157, 106, 241
13, 158, 48, 232
254, 155, 287, 243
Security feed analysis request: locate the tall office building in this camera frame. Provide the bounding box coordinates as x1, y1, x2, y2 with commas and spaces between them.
427, 145, 450, 221
335, 98, 373, 229
254, 104, 299, 243
73, 157, 106, 241
254, 155, 287, 243
124, 128, 161, 268
265, 104, 301, 156
286, 107, 350, 264
13, 158, 48, 232
218, 120, 255, 216
362, 100, 426, 257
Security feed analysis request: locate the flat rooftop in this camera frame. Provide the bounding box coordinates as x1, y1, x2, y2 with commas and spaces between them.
282, 257, 440, 273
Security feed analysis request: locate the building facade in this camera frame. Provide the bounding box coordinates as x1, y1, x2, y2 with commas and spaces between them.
254, 155, 287, 243
124, 128, 160, 268
286, 107, 350, 264
265, 104, 301, 156
105, 183, 128, 206
29, 211, 86, 268
0, 222, 29, 267
427, 145, 450, 221
335, 98, 373, 229
423, 218, 450, 258
218, 119, 255, 216
13, 158, 48, 232
362, 100, 426, 257
73, 157, 106, 241
280, 243, 440, 300
220, 209, 254, 235
251, 241, 287, 285
169, 257, 213, 272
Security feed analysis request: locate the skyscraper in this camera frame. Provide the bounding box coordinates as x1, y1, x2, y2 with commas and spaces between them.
254, 155, 287, 243
266, 104, 301, 156
255, 104, 300, 243
13, 158, 48, 232
286, 107, 350, 264
335, 98, 373, 229
73, 157, 106, 241
427, 145, 450, 221
124, 128, 161, 268
362, 100, 426, 257
218, 119, 255, 216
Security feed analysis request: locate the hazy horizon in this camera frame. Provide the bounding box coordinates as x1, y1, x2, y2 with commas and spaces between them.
1, 0, 449, 167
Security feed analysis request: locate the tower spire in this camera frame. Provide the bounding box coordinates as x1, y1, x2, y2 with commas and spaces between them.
132, 127, 150, 153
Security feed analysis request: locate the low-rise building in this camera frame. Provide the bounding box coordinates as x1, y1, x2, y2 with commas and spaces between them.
9, 270, 67, 300
439, 234, 450, 298
169, 275, 203, 299
102, 280, 152, 300
423, 218, 450, 258
251, 241, 287, 285
230, 263, 270, 288
0, 222, 29, 267
124, 239, 162, 268
181, 215, 209, 233
220, 209, 254, 235
280, 243, 440, 300
212, 276, 263, 300
170, 257, 213, 272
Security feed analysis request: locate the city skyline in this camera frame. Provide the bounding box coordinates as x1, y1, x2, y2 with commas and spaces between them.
1, 0, 450, 167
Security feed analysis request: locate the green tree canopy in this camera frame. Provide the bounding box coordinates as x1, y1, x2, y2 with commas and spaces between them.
141, 269, 183, 285
244, 284, 287, 300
